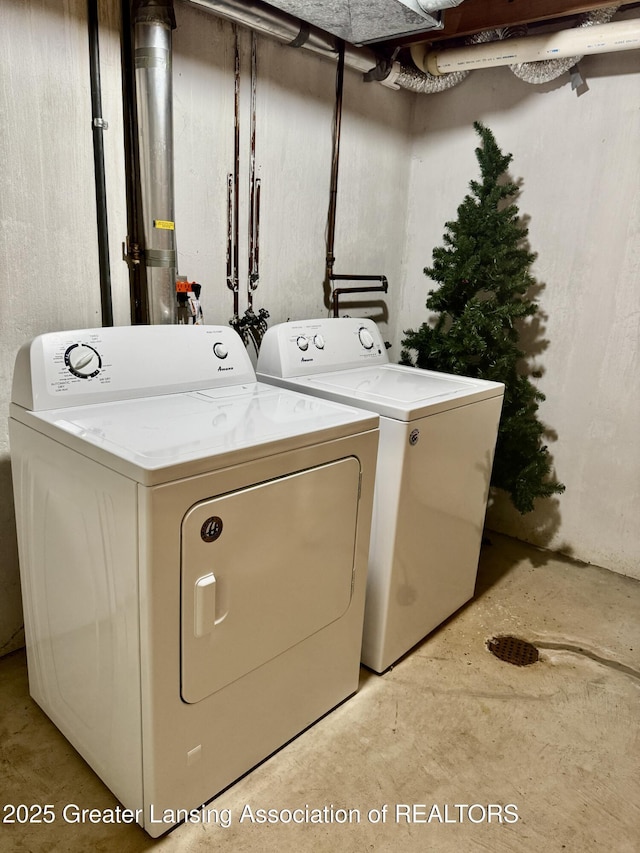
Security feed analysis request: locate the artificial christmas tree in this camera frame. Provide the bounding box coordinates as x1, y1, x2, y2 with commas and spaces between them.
402, 121, 564, 514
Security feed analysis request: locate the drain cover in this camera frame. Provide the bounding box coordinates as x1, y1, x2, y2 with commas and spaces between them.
487, 636, 539, 667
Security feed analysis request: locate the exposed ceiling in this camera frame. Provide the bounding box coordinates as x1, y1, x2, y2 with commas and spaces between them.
396, 0, 639, 46
254, 0, 448, 44
261, 0, 639, 50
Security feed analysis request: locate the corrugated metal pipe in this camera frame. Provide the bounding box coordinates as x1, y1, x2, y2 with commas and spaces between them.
186, 0, 636, 95
134, 0, 178, 324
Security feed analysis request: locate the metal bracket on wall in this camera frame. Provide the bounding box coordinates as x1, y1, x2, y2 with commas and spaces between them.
122, 237, 142, 269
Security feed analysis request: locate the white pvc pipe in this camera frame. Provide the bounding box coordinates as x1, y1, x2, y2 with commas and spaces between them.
413, 18, 640, 76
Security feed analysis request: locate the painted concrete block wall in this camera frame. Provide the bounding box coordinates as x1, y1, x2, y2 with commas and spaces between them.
0, 0, 129, 655
1, 0, 639, 659
172, 2, 412, 354
0, 0, 412, 654
327, 60, 412, 339
396, 31, 640, 579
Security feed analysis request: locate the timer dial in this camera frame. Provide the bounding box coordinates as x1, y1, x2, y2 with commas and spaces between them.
64, 344, 102, 378
358, 327, 375, 350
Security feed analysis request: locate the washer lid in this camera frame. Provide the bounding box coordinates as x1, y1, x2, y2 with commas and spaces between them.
12, 383, 377, 485
294, 364, 504, 421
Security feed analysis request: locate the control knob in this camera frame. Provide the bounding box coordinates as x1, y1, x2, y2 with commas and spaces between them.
64, 343, 102, 378
213, 342, 228, 359
358, 327, 375, 350
296, 336, 309, 351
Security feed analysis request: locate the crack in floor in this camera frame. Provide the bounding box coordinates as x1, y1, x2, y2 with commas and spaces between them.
486, 634, 640, 681
534, 641, 640, 681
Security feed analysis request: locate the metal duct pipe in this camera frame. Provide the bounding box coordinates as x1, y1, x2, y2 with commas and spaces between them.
134, 0, 177, 324
188, 0, 382, 77
185, 0, 638, 94
415, 18, 640, 76
399, 0, 461, 9
190, 0, 335, 54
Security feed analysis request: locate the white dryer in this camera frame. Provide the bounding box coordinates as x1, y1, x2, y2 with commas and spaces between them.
257, 318, 504, 674
9, 324, 378, 836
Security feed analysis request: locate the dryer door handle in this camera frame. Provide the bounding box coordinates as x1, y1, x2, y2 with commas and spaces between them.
194, 573, 217, 638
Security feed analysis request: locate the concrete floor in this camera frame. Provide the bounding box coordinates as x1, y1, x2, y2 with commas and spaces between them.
1, 532, 639, 852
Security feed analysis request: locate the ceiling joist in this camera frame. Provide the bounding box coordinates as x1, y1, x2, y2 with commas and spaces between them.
395, 0, 638, 46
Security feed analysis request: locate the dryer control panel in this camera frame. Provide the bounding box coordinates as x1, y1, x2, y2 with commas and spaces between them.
12, 325, 257, 411
257, 318, 389, 379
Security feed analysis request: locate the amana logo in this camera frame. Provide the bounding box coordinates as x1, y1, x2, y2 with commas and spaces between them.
201, 516, 223, 542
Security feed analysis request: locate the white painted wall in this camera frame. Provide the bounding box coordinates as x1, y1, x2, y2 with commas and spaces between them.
0, 0, 129, 654
172, 3, 412, 353
1, 0, 639, 657
396, 22, 640, 579
0, 0, 412, 654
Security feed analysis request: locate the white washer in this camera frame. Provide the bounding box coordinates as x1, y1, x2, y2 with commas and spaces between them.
257, 317, 504, 674
9, 324, 378, 837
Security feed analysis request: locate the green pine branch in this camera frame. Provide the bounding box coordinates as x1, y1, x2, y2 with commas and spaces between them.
402, 121, 565, 514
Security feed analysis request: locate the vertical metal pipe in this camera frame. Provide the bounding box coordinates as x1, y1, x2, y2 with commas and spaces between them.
253, 177, 261, 285
134, 0, 177, 324
324, 42, 345, 304
322, 41, 390, 317
226, 172, 234, 297
226, 26, 240, 320
87, 0, 113, 327
121, 0, 147, 324
247, 31, 258, 308
232, 26, 240, 318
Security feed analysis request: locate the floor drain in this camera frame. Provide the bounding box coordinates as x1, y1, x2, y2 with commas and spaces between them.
487, 635, 540, 667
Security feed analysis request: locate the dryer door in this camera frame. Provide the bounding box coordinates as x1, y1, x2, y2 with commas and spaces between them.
181, 457, 361, 703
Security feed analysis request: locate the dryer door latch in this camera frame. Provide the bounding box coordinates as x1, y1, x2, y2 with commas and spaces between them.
194, 573, 217, 638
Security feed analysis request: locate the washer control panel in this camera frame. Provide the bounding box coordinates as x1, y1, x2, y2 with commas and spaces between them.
257, 318, 389, 379
12, 325, 256, 412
